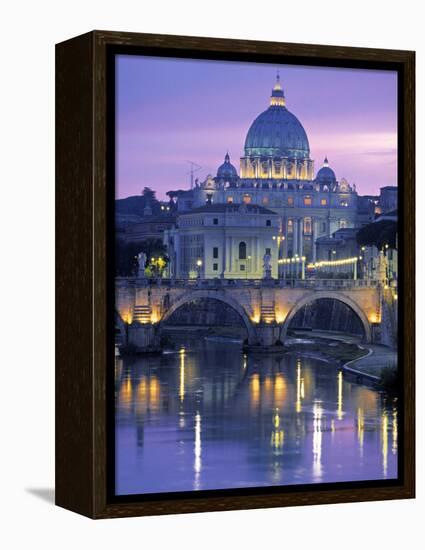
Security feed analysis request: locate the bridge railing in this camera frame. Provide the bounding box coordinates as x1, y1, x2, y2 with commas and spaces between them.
115, 276, 379, 290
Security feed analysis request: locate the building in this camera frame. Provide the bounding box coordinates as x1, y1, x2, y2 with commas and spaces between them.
164, 203, 281, 279
124, 215, 176, 244
378, 186, 398, 214
122, 203, 176, 245
168, 75, 359, 263
316, 228, 360, 262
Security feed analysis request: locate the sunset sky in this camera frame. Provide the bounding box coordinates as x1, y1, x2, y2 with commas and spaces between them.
116, 54, 397, 200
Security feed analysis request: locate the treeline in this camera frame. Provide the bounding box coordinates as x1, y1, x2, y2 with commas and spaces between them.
115, 187, 162, 217
356, 219, 397, 250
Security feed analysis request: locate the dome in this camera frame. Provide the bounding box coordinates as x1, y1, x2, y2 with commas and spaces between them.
244, 76, 310, 159
316, 157, 336, 183
216, 152, 238, 179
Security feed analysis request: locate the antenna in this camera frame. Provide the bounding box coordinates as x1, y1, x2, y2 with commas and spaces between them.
186, 161, 202, 189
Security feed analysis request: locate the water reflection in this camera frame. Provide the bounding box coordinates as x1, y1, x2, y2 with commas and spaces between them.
115, 337, 398, 495
392, 407, 398, 455
194, 412, 202, 489
382, 411, 389, 477
179, 347, 185, 403
312, 401, 323, 481
357, 407, 365, 456
337, 370, 343, 420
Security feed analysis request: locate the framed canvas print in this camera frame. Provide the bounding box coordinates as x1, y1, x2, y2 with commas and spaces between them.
55, 31, 415, 518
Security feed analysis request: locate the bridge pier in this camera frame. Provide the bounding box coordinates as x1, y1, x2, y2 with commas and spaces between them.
127, 323, 161, 354
244, 322, 285, 352
255, 323, 283, 346
370, 322, 382, 345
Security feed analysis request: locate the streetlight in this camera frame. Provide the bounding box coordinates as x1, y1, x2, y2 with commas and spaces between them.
196, 259, 203, 279
246, 255, 252, 279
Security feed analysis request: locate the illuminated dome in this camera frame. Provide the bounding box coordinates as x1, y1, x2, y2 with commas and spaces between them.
217, 152, 238, 179
244, 75, 310, 159
316, 157, 336, 184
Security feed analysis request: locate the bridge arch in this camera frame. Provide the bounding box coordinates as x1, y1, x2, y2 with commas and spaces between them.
280, 291, 372, 343
160, 290, 257, 344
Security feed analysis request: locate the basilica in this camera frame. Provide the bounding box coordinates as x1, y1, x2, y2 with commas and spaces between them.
159, 76, 397, 279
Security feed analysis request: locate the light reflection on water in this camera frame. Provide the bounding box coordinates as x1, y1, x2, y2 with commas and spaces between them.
115, 337, 397, 496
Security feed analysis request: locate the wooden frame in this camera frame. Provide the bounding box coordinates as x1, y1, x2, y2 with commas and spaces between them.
56, 30, 415, 519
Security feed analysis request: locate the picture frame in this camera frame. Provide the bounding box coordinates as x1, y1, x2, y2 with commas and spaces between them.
55, 30, 415, 519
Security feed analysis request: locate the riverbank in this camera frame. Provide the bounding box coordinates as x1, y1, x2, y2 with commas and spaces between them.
286, 331, 368, 364
342, 342, 397, 390
291, 329, 398, 389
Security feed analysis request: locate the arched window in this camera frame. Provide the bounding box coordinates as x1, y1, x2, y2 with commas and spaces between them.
243, 194, 251, 204
287, 219, 294, 234
239, 241, 247, 260
303, 195, 312, 206
303, 217, 312, 235
339, 219, 348, 229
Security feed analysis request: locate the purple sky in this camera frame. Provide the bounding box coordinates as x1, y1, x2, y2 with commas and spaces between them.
116, 55, 397, 200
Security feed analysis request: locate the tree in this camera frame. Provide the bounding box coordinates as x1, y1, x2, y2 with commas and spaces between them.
115, 237, 169, 277
356, 220, 397, 250
142, 187, 156, 203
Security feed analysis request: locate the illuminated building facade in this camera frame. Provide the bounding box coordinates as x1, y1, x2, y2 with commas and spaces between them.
164, 203, 280, 279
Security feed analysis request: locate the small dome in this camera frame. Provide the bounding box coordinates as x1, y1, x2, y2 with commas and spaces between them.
316, 157, 336, 183
217, 152, 238, 179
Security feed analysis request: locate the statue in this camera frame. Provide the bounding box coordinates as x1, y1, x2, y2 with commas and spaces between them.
263, 252, 272, 279
137, 252, 147, 278
376, 250, 388, 284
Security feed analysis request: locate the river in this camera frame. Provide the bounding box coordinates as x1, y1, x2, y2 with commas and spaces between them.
115, 335, 398, 496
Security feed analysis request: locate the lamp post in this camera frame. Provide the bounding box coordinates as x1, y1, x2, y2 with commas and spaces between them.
196, 259, 203, 279
246, 255, 251, 279
360, 246, 366, 280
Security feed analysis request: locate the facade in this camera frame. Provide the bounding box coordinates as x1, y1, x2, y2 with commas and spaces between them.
316, 228, 360, 262
164, 203, 281, 279
124, 215, 176, 244
379, 186, 398, 214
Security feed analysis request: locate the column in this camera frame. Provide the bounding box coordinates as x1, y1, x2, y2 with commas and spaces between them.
293, 218, 298, 257
221, 231, 226, 278
282, 230, 288, 258
299, 219, 303, 258
228, 236, 232, 275
312, 218, 317, 262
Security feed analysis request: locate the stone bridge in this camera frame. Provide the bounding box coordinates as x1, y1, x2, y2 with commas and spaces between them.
116, 277, 384, 352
